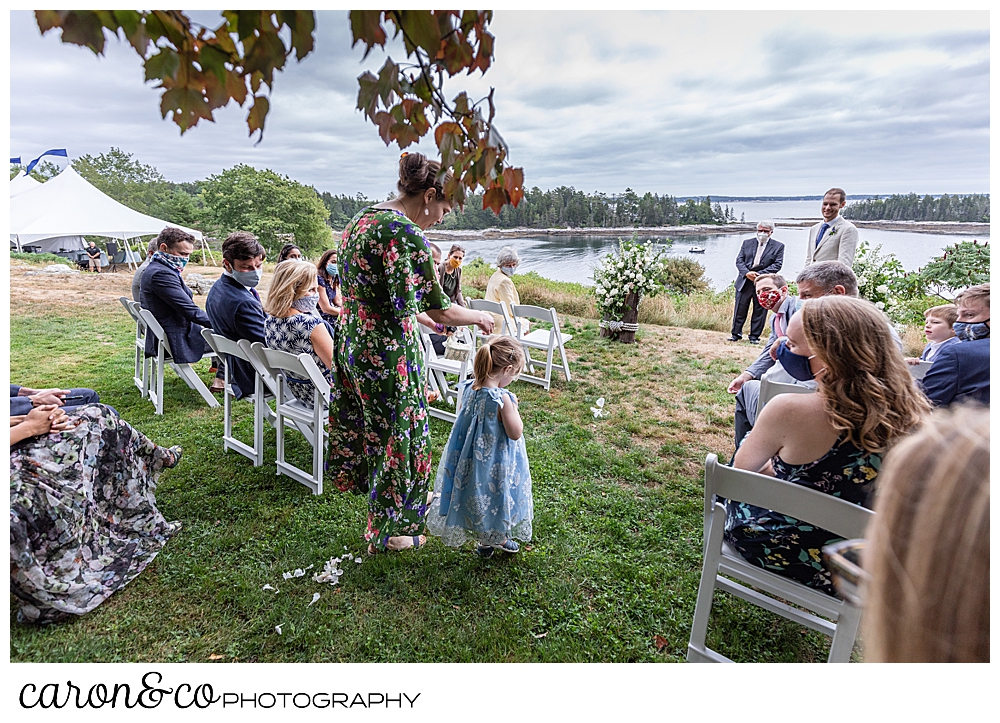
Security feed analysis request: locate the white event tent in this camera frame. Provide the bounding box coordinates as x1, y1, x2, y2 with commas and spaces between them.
9, 167, 208, 266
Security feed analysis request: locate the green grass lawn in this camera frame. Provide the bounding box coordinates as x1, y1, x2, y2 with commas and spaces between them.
9, 286, 835, 663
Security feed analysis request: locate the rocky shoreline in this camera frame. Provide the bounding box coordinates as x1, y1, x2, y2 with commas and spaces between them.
426, 220, 990, 240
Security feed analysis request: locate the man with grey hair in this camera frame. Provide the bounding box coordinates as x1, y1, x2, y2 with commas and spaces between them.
131, 237, 161, 300
484, 245, 528, 335
728, 261, 899, 446
727, 220, 784, 343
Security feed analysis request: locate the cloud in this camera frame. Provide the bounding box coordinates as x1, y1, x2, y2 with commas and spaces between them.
9, 9, 989, 197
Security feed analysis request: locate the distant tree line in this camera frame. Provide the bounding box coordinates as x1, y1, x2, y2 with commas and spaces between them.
843, 193, 989, 223
437, 187, 735, 230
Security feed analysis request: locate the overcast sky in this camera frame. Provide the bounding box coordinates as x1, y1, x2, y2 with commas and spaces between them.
9, 9, 990, 198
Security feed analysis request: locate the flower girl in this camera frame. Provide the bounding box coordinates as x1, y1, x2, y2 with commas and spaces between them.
426, 336, 533, 557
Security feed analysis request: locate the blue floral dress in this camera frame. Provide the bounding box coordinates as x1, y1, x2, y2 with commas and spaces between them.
426, 381, 533, 547
264, 313, 335, 405
328, 207, 451, 549
724, 435, 880, 596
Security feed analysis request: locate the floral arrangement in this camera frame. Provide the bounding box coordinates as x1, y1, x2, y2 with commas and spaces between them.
592, 236, 671, 321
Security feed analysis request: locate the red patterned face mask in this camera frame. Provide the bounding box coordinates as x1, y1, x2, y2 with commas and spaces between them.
757, 289, 784, 310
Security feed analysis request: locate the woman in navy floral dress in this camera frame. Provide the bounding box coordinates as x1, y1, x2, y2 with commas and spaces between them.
728, 296, 929, 595
329, 154, 494, 552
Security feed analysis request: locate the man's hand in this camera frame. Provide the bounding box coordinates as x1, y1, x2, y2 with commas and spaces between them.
768, 337, 787, 361
29, 389, 69, 407
728, 372, 753, 394
745, 271, 759, 282
905, 357, 921, 366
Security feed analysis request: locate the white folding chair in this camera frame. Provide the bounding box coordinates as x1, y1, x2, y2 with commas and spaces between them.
758, 377, 815, 412
908, 360, 933, 380
248, 342, 330, 495
137, 309, 220, 415
687, 454, 873, 663
419, 329, 470, 425
510, 304, 573, 390
119, 297, 149, 398
201, 329, 268, 467
468, 298, 516, 343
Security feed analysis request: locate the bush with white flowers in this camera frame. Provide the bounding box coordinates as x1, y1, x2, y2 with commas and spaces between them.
592, 236, 671, 321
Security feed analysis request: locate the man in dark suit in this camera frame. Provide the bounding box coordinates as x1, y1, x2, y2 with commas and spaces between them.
921, 283, 990, 407
140, 227, 225, 393
206, 231, 267, 400
10, 384, 102, 416
728, 220, 784, 343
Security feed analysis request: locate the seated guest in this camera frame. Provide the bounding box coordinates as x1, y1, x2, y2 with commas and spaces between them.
85, 240, 102, 273
263, 260, 335, 405
11, 403, 182, 623
863, 405, 989, 662
484, 245, 529, 335
905, 304, 958, 365
417, 243, 449, 356
10, 384, 102, 416
437, 244, 467, 307
920, 283, 990, 407
726, 273, 798, 445
140, 227, 225, 393
728, 296, 929, 595
131, 237, 160, 301
277, 243, 303, 263
316, 249, 344, 323
205, 231, 267, 400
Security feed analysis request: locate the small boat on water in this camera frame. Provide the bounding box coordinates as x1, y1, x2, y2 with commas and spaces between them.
689, 246, 705, 253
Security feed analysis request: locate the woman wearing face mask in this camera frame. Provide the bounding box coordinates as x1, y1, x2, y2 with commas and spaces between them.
316, 248, 343, 323
330, 152, 495, 554
437, 244, 467, 307
484, 245, 529, 335
262, 260, 336, 406
728, 295, 930, 595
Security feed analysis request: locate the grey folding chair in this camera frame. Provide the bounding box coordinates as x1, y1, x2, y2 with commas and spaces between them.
757, 376, 815, 412
137, 308, 220, 415
468, 298, 515, 344
247, 342, 330, 495
908, 360, 933, 380
510, 304, 573, 390
201, 329, 268, 467
687, 454, 873, 663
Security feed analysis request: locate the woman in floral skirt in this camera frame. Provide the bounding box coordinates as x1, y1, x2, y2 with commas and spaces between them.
329, 153, 494, 553
10, 403, 182, 623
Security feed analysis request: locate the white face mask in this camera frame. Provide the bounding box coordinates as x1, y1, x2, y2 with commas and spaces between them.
756, 231, 769, 243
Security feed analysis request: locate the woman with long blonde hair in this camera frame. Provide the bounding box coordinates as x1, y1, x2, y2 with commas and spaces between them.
863, 405, 989, 662
263, 259, 336, 405
729, 295, 930, 594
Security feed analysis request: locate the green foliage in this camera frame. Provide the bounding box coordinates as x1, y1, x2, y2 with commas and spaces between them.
843, 193, 989, 222
440, 187, 732, 229
10, 160, 64, 181
201, 164, 333, 256
72, 148, 203, 228
9, 252, 70, 264
915, 240, 990, 300
660, 257, 710, 296
319, 192, 374, 230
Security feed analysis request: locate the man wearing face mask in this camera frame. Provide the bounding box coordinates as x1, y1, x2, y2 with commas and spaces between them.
727, 220, 784, 343
140, 227, 225, 393
920, 283, 990, 407
206, 232, 267, 400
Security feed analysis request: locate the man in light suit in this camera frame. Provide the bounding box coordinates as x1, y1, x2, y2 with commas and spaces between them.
805, 187, 859, 267
205, 231, 267, 400
727, 220, 784, 343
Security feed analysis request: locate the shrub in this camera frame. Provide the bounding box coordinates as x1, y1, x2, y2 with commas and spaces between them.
9, 252, 69, 265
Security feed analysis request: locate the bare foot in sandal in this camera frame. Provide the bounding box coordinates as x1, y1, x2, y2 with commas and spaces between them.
385, 535, 426, 551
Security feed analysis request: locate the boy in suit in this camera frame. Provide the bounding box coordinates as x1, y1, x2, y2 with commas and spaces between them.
921, 284, 990, 407
906, 304, 958, 366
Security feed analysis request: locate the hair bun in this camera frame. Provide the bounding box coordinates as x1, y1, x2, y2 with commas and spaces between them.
397, 152, 449, 199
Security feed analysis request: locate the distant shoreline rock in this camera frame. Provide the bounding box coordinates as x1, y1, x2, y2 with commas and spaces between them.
425, 219, 989, 239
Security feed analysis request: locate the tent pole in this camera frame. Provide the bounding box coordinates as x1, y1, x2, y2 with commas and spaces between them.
200, 235, 217, 266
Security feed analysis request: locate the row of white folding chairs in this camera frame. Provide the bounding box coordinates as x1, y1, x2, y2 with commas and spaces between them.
201, 330, 330, 496
466, 298, 573, 391
118, 296, 219, 415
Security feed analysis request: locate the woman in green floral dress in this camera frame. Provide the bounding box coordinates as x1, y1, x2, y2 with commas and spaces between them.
329, 153, 494, 552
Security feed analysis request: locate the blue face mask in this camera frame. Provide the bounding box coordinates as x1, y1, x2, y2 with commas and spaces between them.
230, 268, 262, 288
156, 250, 188, 270
501, 265, 516, 277
953, 320, 989, 341
292, 294, 319, 314
775, 338, 819, 382
326, 263, 339, 278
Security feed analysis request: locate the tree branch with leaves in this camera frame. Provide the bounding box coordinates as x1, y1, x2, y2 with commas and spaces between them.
34, 9, 524, 214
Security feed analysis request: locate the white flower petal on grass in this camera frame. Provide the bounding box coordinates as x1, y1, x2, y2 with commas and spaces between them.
293, 568, 305, 577
308, 592, 321, 607
282, 571, 293, 580
355, 557, 363, 564
275, 624, 283, 635
596, 398, 605, 408
305, 564, 314, 571
262, 584, 278, 593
